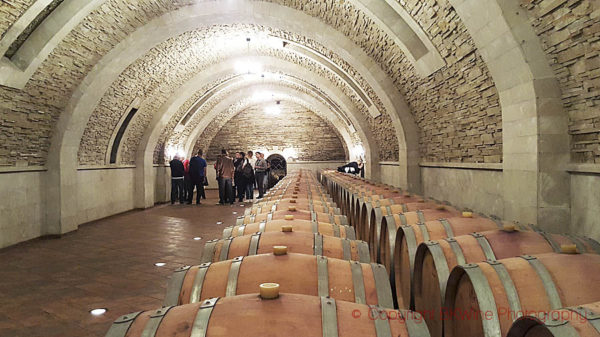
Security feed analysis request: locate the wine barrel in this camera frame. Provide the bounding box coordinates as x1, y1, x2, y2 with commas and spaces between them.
356, 195, 422, 240
349, 189, 403, 226
223, 219, 356, 240
164, 252, 393, 308
384, 216, 534, 309
245, 202, 341, 216
413, 230, 600, 337
507, 301, 600, 337
105, 293, 430, 337
201, 231, 370, 263
236, 209, 348, 226
444, 253, 600, 337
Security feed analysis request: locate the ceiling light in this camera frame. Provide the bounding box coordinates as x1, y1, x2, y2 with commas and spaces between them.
90, 308, 107, 316
154, 262, 166, 267
193, 237, 201, 241
235, 61, 262, 74
265, 106, 281, 115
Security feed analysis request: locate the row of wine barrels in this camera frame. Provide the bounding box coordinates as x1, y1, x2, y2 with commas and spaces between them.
200, 231, 371, 263
507, 301, 600, 337
246, 198, 337, 213
105, 293, 430, 337
164, 252, 393, 308
385, 216, 536, 309
355, 194, 423, 239
444, 252, 600, 337
413, 230, 600, 337
244, 201, 341, 215
223, 219, 356, 240
236, 209, 348, 226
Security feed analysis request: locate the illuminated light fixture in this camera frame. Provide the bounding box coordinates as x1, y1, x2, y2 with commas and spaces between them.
217, 221, 223, 225
252, 91, 273, 101
154, 262, 166, 267
265, 105, 281, 115
235, 60, 262, 74
283, 148, 298, 160
352, 144, 365, 159
193, 237, 201, 241
90, 308, 107, 316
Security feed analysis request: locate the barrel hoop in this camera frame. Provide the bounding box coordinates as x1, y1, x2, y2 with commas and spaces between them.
486, 260, 523, 321
225, 256, 243, 297
416, 223, 430, 242
460, 264, 502, 337
270, 204, 277, 213
583, 237, 600, 255
520, 255, 563, 309
342, 239, 351, 260
358, 241, 370, 263
385, 205, 392, 216
219, 238, 232, 261
424, 241, 451, 306
568, 307, 600, 333
439, 219, 455, 237
401, 204, 408, 213
401, 225, 419, 279
309, 204, 315, 213
105, 311, 143, 337
538, 313, 581, 337
340, 215, 348, 226
258, 221, 266, 233
371, 263, 393, 308
471, 233, 497, 261
346, 226, 356, 240
368, 306, 392, 337
538, 232, 562, 253
236, 216, 244, 226
237, 225, 246, 237
314, 233, 324, 256
248, 233, 261, 255
492, 218, 504, 229
401, 309, 430, 337
563, 234, 587, 254
164, 265, 191, 306
317, 256, 330, 297
416, 211, 425, 224
321, 296, 339, 337
333, 224, 341, 238
312, 220, 319, 234
189, 263, 211, 304
323, 204, 330, 214
399, 214, 408, 226
351, 261, 367, 304
190, 297, 219, 337
311, 211, 318, 222
222, 226, 233, 239
266, 213, 272, 222
200, 240, 218, 264
374, 208, 383, 227
328, 214, 335, 224
140, 306, 175, 337
333, 207, 341, 215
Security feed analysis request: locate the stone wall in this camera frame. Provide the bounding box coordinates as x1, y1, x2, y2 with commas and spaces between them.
521, 0, 600, 164
199, 102, 347, 162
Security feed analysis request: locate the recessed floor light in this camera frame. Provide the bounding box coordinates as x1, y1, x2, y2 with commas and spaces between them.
232, 212, 237, 215
90, 308, 107, 316
193, 237, 201, 241
216, 221, 223, 225
154, 262, 166, 267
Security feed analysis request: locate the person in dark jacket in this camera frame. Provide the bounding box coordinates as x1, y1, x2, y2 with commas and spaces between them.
217, 149, 235, 205
169, 155, 185, 204
234, 152, 248, 202
188, 149, 207, 204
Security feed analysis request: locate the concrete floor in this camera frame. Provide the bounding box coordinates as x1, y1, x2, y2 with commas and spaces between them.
0, 190, 245, 337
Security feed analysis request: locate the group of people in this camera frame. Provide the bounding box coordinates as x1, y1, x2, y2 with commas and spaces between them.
168, 150, 208, 205
168, 149, 271, 205
214, 149, 270, 205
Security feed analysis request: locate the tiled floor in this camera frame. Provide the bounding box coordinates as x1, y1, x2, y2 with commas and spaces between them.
0, 190, 246, 337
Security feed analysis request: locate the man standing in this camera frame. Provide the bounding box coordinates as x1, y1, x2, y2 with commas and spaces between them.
214, 152, 223, 205
189, 149, 207, 204
245, 151, 256, 200
234, 152, 247, 203
254, 152, 268, 199
217, 149, 235, 205
169, 155, 185, 204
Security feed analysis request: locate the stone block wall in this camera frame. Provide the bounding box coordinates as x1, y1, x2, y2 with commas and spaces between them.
198, 102, 347, 162
522, 0, 600, 164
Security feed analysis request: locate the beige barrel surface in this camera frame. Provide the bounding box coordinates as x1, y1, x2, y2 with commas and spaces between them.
105, 293, 431, 337
245, 202, 341, 215
164, 252, 393, 308
236, 209, 348, 226
223, 219, 355, 240
444, 253, 600, 337
507, 301, 600, 337
201, 231, 371, 263
413, 230, 600, 337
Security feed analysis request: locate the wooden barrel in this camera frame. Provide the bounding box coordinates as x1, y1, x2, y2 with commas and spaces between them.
245, 202, 341, 216
201, 231, 371, 263
223, 219, 356, 240
164, 252, 393, 308
366, 202, 452, 263
105, 293, 431, 337
236, 209, 348, 226
444, 253, 600, 337
383, 215, 532, 309
356, 195, 422, 241
348, 188, 402, 225
507, 301, 600, 337
251, 198, 336, 208
413, 230, 600, 337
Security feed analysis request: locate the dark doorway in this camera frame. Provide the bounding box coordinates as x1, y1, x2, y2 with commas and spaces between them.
266, 154, 287, 188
